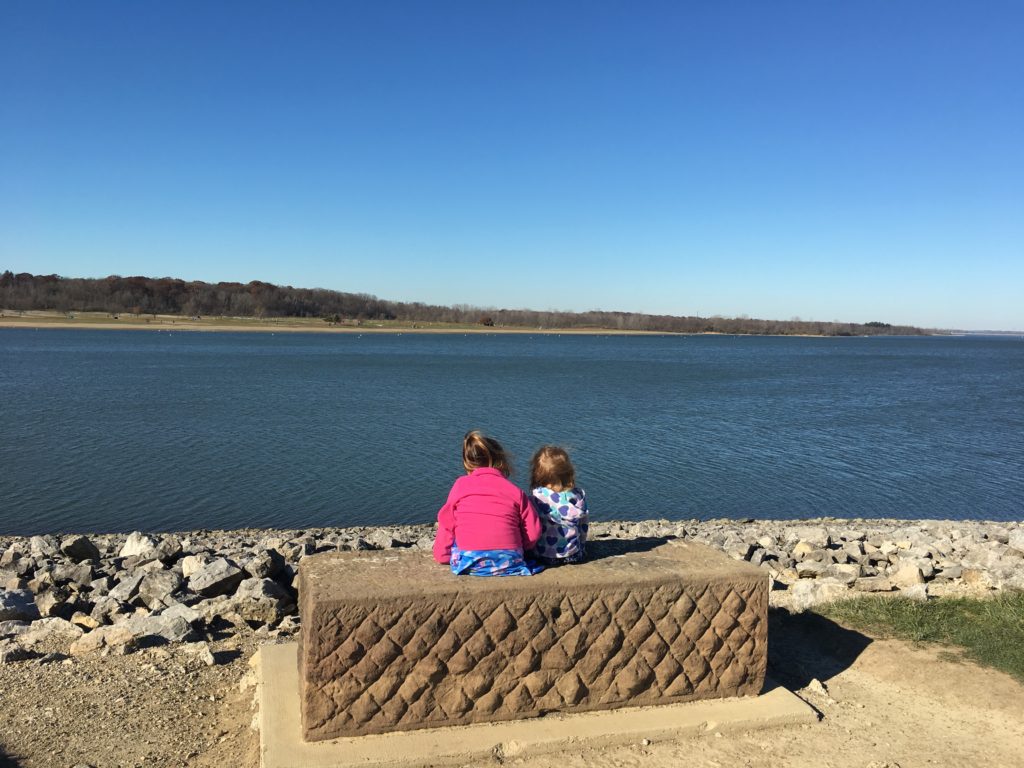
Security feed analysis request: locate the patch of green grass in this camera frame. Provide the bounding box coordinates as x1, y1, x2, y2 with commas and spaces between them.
818, 591, 1024, 682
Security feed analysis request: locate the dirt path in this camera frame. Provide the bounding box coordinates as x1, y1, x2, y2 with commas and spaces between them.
0, 632, 263, 768
2, 611, 1022, 768
497, 610, 1024, 768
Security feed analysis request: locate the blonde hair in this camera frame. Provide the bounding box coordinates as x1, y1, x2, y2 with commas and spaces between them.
530, 445, 576, 492
462, 430, 512, 477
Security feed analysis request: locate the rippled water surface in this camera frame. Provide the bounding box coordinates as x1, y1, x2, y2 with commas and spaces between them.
1, 329, 1022, 534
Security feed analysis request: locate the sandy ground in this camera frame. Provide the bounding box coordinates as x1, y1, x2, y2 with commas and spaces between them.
2, 609, 1022, 768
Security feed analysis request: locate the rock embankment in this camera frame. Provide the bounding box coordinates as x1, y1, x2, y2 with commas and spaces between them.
1, 518, 1022, 664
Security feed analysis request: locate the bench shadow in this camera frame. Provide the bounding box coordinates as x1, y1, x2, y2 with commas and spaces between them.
765, 607, 873, 692
585, 536, 678, 560
0, 748, 25, 767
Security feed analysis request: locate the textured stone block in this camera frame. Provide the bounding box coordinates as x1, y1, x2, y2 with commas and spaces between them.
298, 539, 767, 741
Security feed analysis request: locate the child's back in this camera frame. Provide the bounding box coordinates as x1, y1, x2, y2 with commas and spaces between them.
529, 445, 589, 565
433, 431, 542, 574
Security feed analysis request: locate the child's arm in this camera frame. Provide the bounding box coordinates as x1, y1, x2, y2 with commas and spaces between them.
518, 490, 543, 552
433, 495, 457, 564
570, 490, 589, 521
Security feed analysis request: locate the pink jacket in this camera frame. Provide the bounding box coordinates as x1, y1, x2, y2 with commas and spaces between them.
433, 467, 543, 563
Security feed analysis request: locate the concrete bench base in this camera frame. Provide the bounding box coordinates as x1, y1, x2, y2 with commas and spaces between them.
258, 642, 817, 768
298, 539, 768, 740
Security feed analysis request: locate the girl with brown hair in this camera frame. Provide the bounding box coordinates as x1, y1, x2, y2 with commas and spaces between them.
432, 430, 543, 575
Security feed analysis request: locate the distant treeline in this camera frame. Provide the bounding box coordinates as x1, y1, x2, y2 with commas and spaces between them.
0, 271, 931, 336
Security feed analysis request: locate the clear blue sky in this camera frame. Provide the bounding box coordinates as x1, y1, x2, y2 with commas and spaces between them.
2, 1, 1021, 330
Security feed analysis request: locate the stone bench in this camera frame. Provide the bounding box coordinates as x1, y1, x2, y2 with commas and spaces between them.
297, 538, 767, 741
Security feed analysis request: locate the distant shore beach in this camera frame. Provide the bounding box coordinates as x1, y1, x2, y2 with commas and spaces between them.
0, 311, 898, 337
0, 312, 670, 335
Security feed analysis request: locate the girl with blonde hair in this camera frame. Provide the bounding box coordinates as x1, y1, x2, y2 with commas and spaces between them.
529, 445, 589, 564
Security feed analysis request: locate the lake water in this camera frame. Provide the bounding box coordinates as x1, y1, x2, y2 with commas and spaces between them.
1, 329, 1022, 535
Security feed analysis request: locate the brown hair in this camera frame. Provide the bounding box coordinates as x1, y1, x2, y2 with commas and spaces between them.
530, 445, 576, 491
462, 430, 512, 477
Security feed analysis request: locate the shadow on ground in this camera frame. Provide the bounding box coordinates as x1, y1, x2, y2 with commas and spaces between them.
586, 536, 677, 560
0, 747, 24, 768
767, 607, 873, 691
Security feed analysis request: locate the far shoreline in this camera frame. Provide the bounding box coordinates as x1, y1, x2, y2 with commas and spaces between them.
0, 312, 935, 338
0, 318, 666, 336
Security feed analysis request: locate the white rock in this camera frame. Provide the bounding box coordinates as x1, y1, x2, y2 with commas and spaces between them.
891, 564, 925, 588
181, 553, 213, 579
826, 563, 861, 585
792, 541, 816, 559
1007, 529, 1024, 554
19, 617, 83, 646
119, 531, 158, 559
787, 526, 831, 548
788, 577, 850, 612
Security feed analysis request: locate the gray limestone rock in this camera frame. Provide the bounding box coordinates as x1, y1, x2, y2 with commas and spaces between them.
160, 602, 201, 627
137, 570, 183, 610
837, 529, 867, 542
26, 570, 54, 595
0, 547, 20, 568
825, 563, 861, 585
725, 541, 754, 561
228, 577, 296, 624
108, 571, 146, 602
842, 541, 867, 561
90, 596, 132, 625
124, 612, 196, 643
1008, 529, 1024, 554
934, 564, 963, 581
787, 526, 831, 548
18, 616, 83, 646
0, 589, 40, 622
188, 558, 245, 598
339, 537, 370, 553
244, 548, 285, 580
787, 577, 850, 612
34, 588, 72, 618
235, 576, 290, 602
796, 560, 828, 578
53, 563, 94, 586
855, 576, 893, 592
365, 530, 399, 550
88, 575, 113, 596
181, 553, 213, 579
29, 535, 59, 557
155, 535, 183, 563
59, 535, 101, 563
